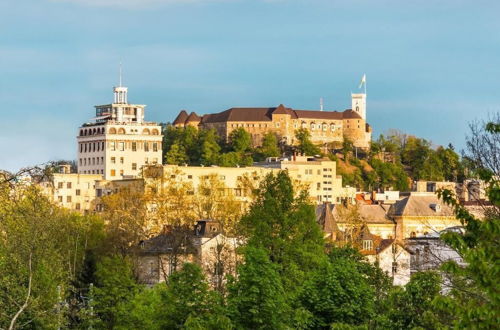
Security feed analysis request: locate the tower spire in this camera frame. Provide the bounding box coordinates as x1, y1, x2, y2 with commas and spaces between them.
119, 61, 122, 87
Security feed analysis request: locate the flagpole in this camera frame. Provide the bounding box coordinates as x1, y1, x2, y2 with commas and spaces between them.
364, 74, 367, 96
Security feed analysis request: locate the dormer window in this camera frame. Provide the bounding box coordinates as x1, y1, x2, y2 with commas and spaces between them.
362, 240, 373, 251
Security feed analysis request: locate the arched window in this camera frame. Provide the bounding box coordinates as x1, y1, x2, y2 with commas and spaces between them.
109, 127, 117, 134
310, 123, 315, 130
322, 123, 327, 131
80, 130, 84, 136
151, 129, 159, 135
93, 128, 97, 135
142, 128, 150, 135
301, 121, 307, 129
330, 124, 335, 131
118, 128, 126, 134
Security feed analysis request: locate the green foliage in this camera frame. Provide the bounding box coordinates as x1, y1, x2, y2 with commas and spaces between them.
383, 272, 449, 329
295, 128, 322, 156
199, 128, 222, 166
369, 158, 409, 191
227, 247, 289, 329
300, 259, 375, 328
92, 255, 139, 328
229, 127, 252, 153
260, 132, 281, 157
0, 185, 104, 329
165, 143, 189, 165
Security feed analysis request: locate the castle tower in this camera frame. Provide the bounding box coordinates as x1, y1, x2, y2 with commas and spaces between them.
351, 93, 366, 120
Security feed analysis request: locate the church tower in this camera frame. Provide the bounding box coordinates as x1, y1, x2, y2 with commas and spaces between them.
351, 93, 366, 120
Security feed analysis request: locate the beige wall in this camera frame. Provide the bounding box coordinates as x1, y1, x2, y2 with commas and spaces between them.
77, 121, 162, 180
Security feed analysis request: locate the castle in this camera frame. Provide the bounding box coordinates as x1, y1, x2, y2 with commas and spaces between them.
172, 93, 372, 149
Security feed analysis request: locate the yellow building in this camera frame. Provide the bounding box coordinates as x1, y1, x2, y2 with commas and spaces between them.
172, 93, 371, 149
42, 172, 103, 213
143, 155, 356, 206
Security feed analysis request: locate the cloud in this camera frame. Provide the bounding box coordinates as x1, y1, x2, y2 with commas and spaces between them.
50, 0, 234, 8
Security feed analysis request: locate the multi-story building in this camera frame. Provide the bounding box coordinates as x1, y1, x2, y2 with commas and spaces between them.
77, 83, 162, 179
41, 167, 103, 213
172, 93, 371, 149
142, 155, 356, 205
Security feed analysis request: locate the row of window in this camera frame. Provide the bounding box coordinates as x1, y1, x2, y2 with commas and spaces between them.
80, 157, 104, 166
79, 141, 160, 153
79, 127, 160, 136
80, 169, 104, 175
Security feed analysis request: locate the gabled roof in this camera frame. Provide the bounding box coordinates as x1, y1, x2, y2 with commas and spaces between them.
198, 105, 360, 123
186, 112, 201, 122
389, 193, 455, 217
316, 203, 340, 233
173, 110, 189, 125
358, 204, 394, 224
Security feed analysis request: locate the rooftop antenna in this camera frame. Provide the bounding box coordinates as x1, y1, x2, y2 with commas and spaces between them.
119, 61, 122, 87
320, 97, 324, 111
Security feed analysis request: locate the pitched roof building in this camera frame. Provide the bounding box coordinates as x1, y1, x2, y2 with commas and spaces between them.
172, 93, 371, 149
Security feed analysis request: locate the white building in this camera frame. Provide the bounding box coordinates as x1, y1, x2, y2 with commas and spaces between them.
77, 83, 162, 180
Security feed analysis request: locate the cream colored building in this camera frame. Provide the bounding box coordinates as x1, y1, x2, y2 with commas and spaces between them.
143, 155, 356, 205
77, 83, 162, 180
42, 172, 103, 213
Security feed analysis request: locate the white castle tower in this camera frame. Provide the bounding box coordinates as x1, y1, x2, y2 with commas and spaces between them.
76, 74, 162, 180
351, 93, 366, 120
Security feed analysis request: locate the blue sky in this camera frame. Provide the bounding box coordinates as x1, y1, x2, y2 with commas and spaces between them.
1, 0, 499, 171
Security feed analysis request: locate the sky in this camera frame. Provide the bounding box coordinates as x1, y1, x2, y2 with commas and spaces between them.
1, 0, 499, 171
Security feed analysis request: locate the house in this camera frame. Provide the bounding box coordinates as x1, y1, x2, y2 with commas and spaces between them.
136, 219, 240, 287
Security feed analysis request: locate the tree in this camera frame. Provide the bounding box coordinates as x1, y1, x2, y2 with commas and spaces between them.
256, 132, 280, 159
92, 255, 139, 329
295, 128, 321, 156
227, 247, 289, 329
300, 258, 375, 328
228, 128, 252, 153
199, 129, 222, 165
437, 115, 500, 328
383, 271, 448, 329
165, 143, 189, 165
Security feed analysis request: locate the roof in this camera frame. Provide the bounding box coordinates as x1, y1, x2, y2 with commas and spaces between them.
389, 193, 455, 217
316, 203, 340, 233
173, 110, 188, 125
186, 112, 201, 122
198, 105, 360, 124
358, 204, 394, 224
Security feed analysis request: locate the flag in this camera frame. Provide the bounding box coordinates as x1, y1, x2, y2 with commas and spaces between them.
358, 74, 366, 89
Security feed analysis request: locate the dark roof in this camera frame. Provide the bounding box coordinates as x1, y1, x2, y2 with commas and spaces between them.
389, 194, 455, 217
199, 105, 360, 124
316, 203, 340, 233
358, 204, 394, 224
186, 112, 201, 122
272, 104, 290, 115
173, 110, 188, 125
342, 109, 363, 119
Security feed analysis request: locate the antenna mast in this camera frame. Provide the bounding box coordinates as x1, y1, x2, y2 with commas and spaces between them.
320, 97, 324, 111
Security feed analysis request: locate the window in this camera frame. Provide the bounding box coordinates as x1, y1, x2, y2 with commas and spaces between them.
76, 189, 81, 196
118, 142, 124, 151
187, 175, 193, 179
153, 158, 158, 164
120, 157, 124, 164
67, 196, 72, 203
145, 158, 149, 164
392, 262, 398, 274
111, 157, 116, 164
144, 142, 149, 152
362, 240, 373, 251
310, 123, 315, 130
58, 196, 63, 202
120, 170, 124, 176
58, 182, 64, 189
75, 203, 81, 210
110, 141, 116, 151
110, 169, 116, 177
132, 142, 137, 151
275, 122, 280, 128
132, 163, 137, 170
80, 144, 83, 153
153, 142, 158, 152
322, 124, 327, 131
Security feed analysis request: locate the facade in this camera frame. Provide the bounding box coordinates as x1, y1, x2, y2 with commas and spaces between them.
136, 220, 240, 286
143, 155, 356, 205
42, 172, 103, 213
318, 192, 460, 241
172, 93, 371, 149
77, 84, 162, 180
